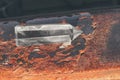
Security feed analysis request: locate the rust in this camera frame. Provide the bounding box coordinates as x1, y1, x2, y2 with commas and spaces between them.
0, 12, 120, 72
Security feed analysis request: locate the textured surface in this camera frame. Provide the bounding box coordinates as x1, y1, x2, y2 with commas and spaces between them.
0, 10, 120, 80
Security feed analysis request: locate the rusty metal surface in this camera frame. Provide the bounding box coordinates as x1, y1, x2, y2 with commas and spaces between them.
0, 8, 120, 71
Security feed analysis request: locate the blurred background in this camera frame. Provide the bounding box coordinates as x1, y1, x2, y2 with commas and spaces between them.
0, 0, 120, 18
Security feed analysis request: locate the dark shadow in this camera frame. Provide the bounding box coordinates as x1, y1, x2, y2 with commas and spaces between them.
102, 23, 120, 62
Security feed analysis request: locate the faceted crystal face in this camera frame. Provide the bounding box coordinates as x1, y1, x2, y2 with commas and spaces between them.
15, 24, 82, 46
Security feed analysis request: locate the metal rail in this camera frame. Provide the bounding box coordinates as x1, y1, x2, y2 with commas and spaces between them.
0, 6, 120, 22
